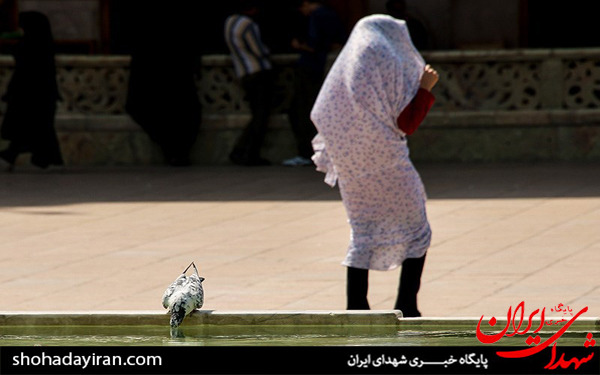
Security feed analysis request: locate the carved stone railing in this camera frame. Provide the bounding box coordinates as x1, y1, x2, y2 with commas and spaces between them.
1, 49, 599, 164
426, 48, 600, 111
0, 54, 295, 119
0, 48, 598, 116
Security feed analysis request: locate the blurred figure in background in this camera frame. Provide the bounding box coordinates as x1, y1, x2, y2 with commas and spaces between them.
386, 0, 429, 50
224, 0, 274, 166
283, 0, 346, 167
0, 11, 63, 171
126, 8, 202, 167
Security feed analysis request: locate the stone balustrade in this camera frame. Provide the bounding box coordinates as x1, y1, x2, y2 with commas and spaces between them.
1, 49, 599, 165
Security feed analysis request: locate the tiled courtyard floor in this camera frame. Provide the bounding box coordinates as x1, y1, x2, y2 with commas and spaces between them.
1, 162, 599, 318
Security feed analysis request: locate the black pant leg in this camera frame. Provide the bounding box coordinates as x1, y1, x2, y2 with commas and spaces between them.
232, 70, 274, 161
347, 266, 370, 310
288, 67, 321, 158
394, 254, 427, 317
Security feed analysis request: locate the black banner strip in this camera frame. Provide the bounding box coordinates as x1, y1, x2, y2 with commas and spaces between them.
1, 346, 598, 375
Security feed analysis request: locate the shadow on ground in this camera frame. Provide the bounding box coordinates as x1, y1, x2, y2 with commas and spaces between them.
1, 162, 600, 207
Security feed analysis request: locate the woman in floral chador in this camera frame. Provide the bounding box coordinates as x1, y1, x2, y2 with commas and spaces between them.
310, 15, 438, 316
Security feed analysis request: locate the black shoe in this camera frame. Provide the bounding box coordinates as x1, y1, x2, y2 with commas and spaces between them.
230, 153, 271, 166
167, 156, 191, 167
31, 160, 50, 170
247, 157, 271, 166
0, 149, 16, 172
396, 306, 422, 318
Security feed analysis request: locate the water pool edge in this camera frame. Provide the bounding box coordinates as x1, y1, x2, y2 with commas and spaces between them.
1, 311, 598, 346
1, 310, 598, 329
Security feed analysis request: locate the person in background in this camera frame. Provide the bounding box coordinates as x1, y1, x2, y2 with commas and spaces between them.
125, 9, 201, 167
224, 0, 274, 166
310, 15, 439, 316
283, 0, 346, 167
386, 0, 429, 50
0, 11, 63, 171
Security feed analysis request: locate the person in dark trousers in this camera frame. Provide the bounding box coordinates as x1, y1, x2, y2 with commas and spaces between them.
224, 0, 274, 166
310, 15, 439, 316
0, 11, 63, 171
283, 0, 346, 166
125, 9, 201, 167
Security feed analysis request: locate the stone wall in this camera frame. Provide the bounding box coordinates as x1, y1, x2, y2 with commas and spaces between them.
413, 49, 600, 162
1, 49, 600, 165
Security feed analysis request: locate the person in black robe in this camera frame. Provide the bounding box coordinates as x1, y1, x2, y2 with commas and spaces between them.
0, 11, 63, 171
125, 9, 202, 167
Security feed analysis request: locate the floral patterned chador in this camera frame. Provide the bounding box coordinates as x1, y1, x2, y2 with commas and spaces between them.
311, 15, 431, 271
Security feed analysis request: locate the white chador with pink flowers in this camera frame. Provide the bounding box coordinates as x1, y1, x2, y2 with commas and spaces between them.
311, 15, 431, 271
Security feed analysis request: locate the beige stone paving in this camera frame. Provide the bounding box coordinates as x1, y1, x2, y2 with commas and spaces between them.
0, 162, 599, 319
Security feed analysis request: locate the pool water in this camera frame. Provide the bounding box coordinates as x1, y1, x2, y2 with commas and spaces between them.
1, 325, 596, 347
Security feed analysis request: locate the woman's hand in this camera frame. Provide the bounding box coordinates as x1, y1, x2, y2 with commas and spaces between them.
420, 64, 439, 92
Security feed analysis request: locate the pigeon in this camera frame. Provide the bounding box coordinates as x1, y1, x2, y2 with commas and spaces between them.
162, 262, 205, 328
